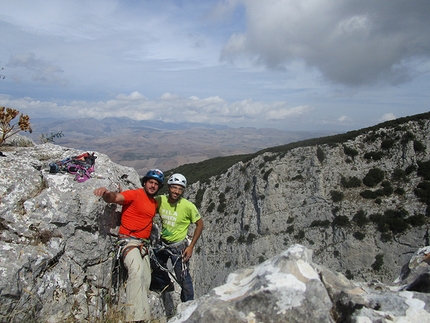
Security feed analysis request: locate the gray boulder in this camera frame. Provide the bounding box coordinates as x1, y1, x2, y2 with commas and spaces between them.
0, 143, 167, 322
169, 244, 430, 323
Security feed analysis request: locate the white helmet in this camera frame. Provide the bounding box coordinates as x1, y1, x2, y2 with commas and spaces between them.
167, 173, 187, 188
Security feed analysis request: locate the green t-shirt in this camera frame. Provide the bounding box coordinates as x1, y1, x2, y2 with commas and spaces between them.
156, 195, 201, 243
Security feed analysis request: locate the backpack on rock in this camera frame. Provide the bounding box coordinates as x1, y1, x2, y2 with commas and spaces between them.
49, 152, 97, 182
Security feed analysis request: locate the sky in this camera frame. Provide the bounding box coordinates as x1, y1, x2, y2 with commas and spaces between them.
1, 0, 429, 132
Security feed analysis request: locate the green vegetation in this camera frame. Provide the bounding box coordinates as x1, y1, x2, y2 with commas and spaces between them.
39, 131, 64, 143
414, 181, 430, 205
165, 112, 430, 186
343, 145, 358, 159
369, 208, 412, 234
330, 190, 344, 202
310, 220, 330, 228
372, 254, 384, 271
363, 168, 384, 187
363, 151, 384, 161
332, 215, 350, 227
352, 210, 368, 227
316, 146, 325, 163
217, 193, 227, 213
341, 176, 361, 188
414, 140, 426, 153
353, 231, 365, 240
195, 188, 205, 209
381, 138, 395, 150
391, 168, 407, 182
417, 161, 430, 180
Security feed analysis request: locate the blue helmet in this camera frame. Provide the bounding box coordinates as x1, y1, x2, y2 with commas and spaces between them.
143, 169, 164, 185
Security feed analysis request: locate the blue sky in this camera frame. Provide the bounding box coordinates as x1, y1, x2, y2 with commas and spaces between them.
1, 0, 429, 132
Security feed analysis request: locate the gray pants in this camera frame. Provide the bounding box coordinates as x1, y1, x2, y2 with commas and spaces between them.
122, 239, 151, 322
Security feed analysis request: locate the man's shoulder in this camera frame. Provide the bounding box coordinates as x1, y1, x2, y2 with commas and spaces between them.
179, 197, 197, 208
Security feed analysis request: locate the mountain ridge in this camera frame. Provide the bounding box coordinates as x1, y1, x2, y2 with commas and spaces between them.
26, 116, 330, 175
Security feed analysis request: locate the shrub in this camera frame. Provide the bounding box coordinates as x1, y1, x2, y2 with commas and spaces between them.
244, 181, 251, 191
381, 181, 393, 196
332, 215, 350, 227
207, 202, 215, 213
263, 168, 273, 181
217, 202, 226, 213
0, 107, 32, 146
371, 209, 410, 234
317, 146, 325, 163
415, 181, 430, 205
352, 210, 368, 227
246, 233, 257, 245
225, 261, 232, 268
371, 254, 384, 271
363, 168, 384, 187
286, 225, 294, 234
353, 231, 365, 240
310, 220, 331, 227
405, 164, 417, 175
401, 131, 415, 145
341, 176, 361, 188
40, 131, 64, 143
381, 138, 395, 150
195, 188, 205, 209
363, 151, 384, 161
263, 154, 277, 162
417, 161, 430, 180
394, 187, 405, 195
414, 140, 426, 153
227, 236, 235, 244
345, 270, 354, 280
294, 230, 305, 240
292, 174, 304, 180
392, 168, 407, 182
360, 190, 379, 199
330, 190, 344, 202
406, 214, 426, 227
343, 145, 358, 159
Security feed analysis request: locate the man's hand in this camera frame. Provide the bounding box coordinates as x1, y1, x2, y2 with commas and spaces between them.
94, 187, 109, 197
94, 187, 124, 204
182, 246, 194, 262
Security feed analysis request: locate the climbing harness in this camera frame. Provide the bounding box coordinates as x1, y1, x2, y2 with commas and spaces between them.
109, 236, 150, 304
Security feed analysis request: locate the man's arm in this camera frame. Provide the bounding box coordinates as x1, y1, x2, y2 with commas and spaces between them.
94, 187, 125, 204
182, 218, 204, 262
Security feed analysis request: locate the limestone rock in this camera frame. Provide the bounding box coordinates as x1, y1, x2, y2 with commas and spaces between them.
169, 245, 430, 323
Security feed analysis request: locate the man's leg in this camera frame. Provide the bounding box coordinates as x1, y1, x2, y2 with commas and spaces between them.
150, 249, 172, 292
172, 253, 194, 302
123, 243, 151, 322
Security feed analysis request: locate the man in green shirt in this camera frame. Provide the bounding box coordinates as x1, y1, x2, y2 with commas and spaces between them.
153, 173, 204, 302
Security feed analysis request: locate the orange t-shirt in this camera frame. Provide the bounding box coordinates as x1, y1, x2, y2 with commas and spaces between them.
118, 189, 157, 239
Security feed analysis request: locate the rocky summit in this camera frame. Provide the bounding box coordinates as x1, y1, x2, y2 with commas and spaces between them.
1, 113, 430, 322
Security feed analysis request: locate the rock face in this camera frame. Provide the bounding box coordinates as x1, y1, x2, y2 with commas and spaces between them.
186, 118, 430, 296
1, 115, 430, 322
170, 244, 430, 323
0, 142, 166, 322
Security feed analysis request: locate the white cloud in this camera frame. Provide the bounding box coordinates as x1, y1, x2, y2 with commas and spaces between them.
221, 0, 430, 86
7, 53, 68, 85
379, 113, 396, 122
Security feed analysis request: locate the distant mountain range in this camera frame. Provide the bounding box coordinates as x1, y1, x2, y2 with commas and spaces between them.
27, 117, 332, 175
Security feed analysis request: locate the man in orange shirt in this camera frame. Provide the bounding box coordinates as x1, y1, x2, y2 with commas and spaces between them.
94, 169, 164, 323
